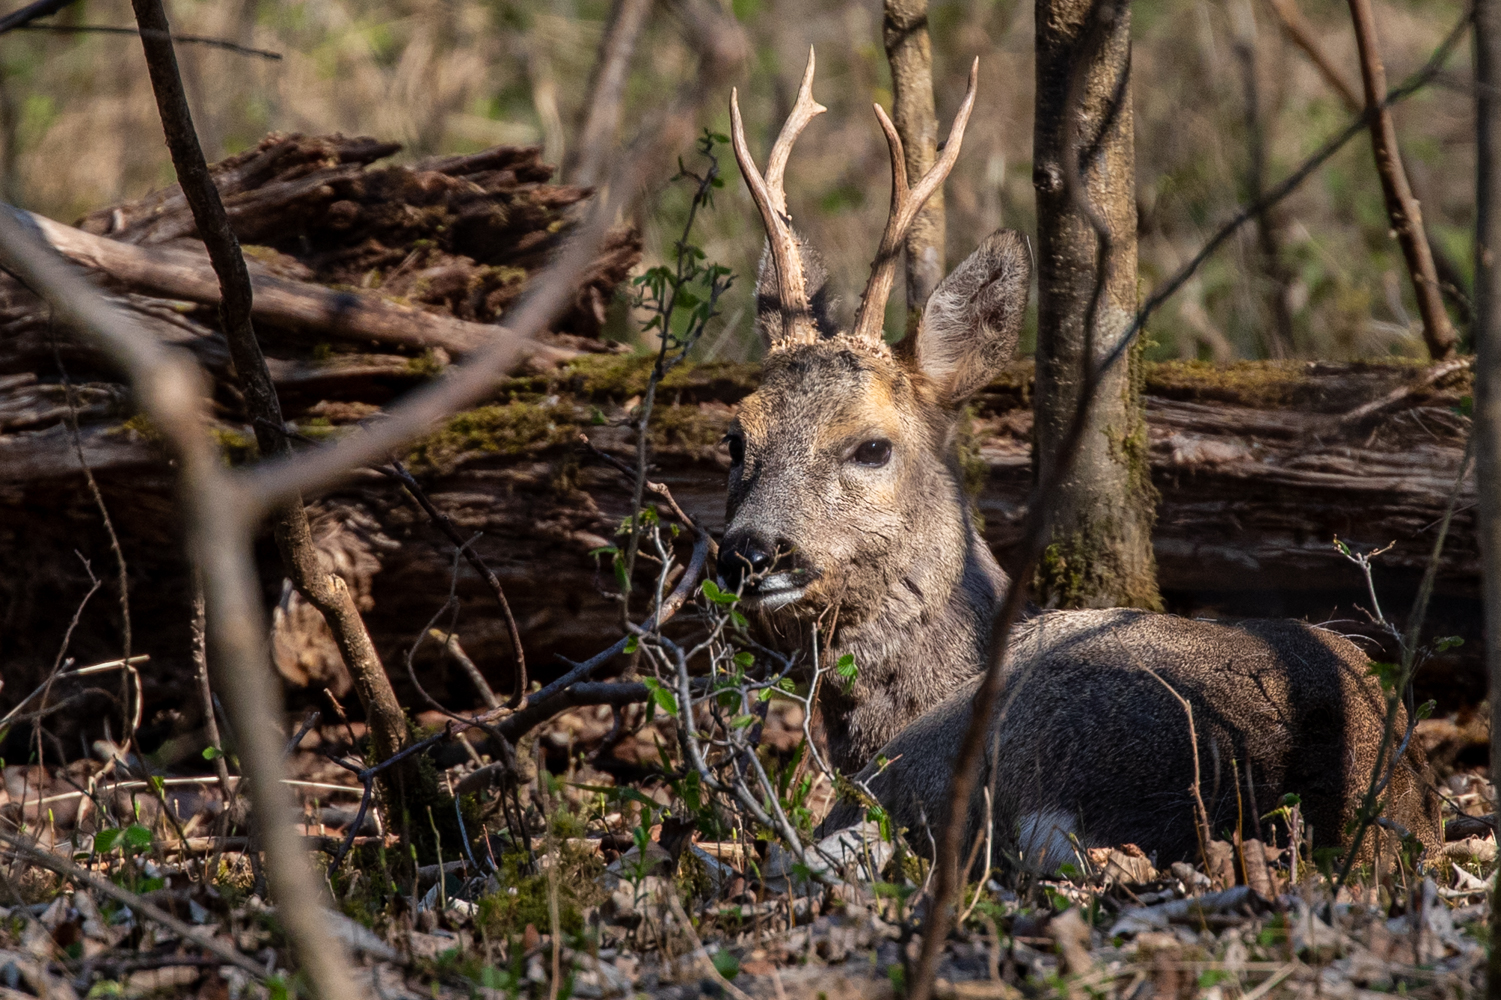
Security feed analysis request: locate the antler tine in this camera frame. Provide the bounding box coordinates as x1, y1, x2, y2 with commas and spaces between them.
731, 48, 826, 347
764, 47, 826, 215
851, 58, 980, 346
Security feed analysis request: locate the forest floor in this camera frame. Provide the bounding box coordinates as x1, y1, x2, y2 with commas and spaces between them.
0, 702, 1492, 1000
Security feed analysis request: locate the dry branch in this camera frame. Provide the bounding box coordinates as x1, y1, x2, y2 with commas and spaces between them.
132, 0, 411, 881
0, 205, 362, 1000
32, 215, 523, 357
1346, 0, 1458, 359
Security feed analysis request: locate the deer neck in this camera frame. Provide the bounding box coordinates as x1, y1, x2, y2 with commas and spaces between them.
814, 515, 1006, 775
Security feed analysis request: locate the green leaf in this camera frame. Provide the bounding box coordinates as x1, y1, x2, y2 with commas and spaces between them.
700, 579, 737, 605
93, 828, 122, 853
624, 635, 640, 655
733, 651, 754, 669
835, 653, 858, 685
731, 714, 756, 729
711, 950, 740, 980
588, 545, 619, 558
202, 746, 223, 761
1458, 395, 1474, 417
643, 678, 679, 716
1366, 661, 1401, 691
124, 824, 153, 850
1417, 698, 1437, 720
730, 610, 748, 629
1436, 635, 1465, 652
1280, 792, 1301, 807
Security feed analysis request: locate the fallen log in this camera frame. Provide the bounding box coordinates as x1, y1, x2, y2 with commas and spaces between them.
0, 352, 1479, 741
31, 213, 507, 357
0, 134, 1481, 752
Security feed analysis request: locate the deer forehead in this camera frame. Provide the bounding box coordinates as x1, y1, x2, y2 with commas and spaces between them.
738, 348, 935, 450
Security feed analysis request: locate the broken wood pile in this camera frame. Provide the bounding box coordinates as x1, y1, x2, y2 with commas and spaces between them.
0, 133, 1481, 746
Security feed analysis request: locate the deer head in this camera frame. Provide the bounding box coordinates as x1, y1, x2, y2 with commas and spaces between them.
719, 50, 1032, 771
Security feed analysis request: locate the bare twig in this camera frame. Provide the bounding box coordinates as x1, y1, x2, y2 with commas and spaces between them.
1265, 0, 1363, 108
49, 332, 131, 708
386, 459, 527, 705
1339, 356, 1472, 425
131, 0, 410, 796
1105, 7, 1471, 382
666, 891, 755, 1000
1346, 0, 1458, 358
491, 534, 709, 738
0, 0, 76, 33
13, 23, 282, 58
0, 206, 362, 1000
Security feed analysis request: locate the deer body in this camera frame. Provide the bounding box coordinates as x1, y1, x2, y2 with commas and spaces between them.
723, 51, 1440, 867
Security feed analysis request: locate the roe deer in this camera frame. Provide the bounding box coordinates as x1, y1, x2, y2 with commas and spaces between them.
720, 51, 1440, 868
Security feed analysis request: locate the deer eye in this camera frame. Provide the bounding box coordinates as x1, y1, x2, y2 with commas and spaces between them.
852, 438, 892, 468
724, 433, 746, 466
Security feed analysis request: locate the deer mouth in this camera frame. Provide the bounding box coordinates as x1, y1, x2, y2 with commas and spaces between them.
739, 571, 807, 611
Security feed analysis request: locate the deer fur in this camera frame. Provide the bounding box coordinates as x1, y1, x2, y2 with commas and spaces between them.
720, 53, 1441, 866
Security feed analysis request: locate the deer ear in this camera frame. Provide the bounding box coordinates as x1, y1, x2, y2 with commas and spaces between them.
755, 234, 839, 350
913, 229, 1031, 402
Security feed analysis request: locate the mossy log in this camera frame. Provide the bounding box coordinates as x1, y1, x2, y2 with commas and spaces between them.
0, 352, 1478, 754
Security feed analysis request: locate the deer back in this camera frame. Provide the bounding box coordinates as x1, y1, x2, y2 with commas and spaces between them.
820, 610, 1442, 867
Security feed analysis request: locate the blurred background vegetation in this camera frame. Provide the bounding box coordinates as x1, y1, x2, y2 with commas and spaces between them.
0, 0, 1475, 362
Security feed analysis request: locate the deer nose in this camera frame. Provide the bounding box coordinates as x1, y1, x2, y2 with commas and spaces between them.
718, 531, 774, 593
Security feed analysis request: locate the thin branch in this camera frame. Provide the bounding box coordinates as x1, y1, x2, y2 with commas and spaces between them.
13, 23, 282, 59
385, 459, 527, 705
0, 0, 76, 33
0, 207, 363, 1000
130, 0, 409, 795
1108, 7, 1471, 380
1265, 0, 1363, 109
1346, 0, 1458, 358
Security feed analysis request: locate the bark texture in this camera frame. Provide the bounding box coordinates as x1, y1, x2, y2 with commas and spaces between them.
1031, 0, 1161, 610
883, 0, 945, 335
1472, 0, 1501, 988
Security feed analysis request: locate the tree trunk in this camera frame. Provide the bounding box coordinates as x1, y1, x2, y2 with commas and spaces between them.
884, 0, 946, 336
1472, 0, 1501, 990
1031, 0, 1161, 610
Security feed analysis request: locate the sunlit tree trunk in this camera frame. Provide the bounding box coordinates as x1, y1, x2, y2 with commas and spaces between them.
884, 0, 946, 336
1031, 0, 1161, 610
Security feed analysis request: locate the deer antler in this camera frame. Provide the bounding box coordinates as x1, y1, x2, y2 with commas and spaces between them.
730, 47, 826, 348
850, 58, 980, 348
